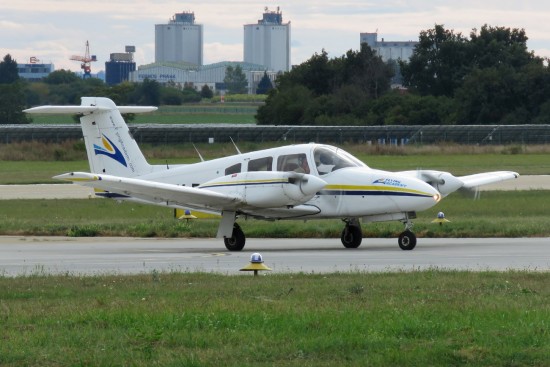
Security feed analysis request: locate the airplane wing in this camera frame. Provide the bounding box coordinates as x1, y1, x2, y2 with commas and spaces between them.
54, 171, 326, 215
398, 170, 519, 196
457, 171, 520, 189
54, 172, 240, 212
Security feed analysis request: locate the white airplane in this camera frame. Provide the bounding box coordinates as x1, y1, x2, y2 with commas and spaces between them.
24, 97, 519, 251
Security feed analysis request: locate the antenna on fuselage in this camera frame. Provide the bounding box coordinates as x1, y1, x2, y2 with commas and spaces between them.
230, 137, 242, 155
192, 144, 205, 162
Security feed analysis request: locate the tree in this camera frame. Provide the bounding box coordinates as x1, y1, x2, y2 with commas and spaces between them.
257, 45, 394, 125
399, 24, 470, 97
0, 54, 19, 84
0, 83, 30, 124
161, 87, 183, 105
224, 65, 248, 94
256, 72, 273, 94
0, 54, 30, 124
336, 44, 393, 98
200, 84, 213, 99
469, 25, 536, 70
181, 86, 202, 103
276, 50, 333, 95
136, 78, 161, 106
256, 85, 314, 125
43, 69, 80, 84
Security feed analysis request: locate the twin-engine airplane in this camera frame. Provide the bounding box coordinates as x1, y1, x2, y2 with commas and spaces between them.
25, 97, 518, 251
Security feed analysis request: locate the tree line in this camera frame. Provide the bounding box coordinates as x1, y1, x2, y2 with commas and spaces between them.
257, 24, 550, 125
2, 23, 549, 126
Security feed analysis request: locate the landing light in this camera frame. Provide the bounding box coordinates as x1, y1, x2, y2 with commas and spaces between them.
433, 193, 441, 202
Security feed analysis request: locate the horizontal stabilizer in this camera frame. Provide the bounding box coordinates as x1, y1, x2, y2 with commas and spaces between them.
24, 105, 157, 114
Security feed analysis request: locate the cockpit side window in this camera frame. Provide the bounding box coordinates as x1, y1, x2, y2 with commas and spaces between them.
313, 146, 362, 175
248, 156, 273, 172
277, 153, 310, 174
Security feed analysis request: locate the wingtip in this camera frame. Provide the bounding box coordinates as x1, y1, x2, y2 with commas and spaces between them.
53, 172, 98, 182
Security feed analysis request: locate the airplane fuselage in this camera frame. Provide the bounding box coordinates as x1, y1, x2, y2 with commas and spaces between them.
139, 143, 440, 219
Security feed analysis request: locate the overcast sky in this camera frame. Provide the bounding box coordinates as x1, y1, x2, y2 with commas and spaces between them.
2, 0, 550, 72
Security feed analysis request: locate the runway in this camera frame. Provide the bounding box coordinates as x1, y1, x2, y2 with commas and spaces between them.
0, 236, 548, 276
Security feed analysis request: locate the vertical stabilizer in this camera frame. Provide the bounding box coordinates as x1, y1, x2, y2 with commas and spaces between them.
79, 97, 152, 177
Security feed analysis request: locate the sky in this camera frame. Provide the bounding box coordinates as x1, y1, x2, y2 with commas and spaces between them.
2, 0, 550, 73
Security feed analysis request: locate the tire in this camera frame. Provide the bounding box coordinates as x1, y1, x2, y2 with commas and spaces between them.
341, 225, 362, 248
224, 223, 246, 251
398, 230, 417, 250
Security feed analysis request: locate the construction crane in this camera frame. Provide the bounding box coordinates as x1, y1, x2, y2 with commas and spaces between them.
70, 40, 97, 78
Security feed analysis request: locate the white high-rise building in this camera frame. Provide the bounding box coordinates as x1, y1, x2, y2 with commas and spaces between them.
155, 11, 203, 65
244, 7, 290, 72
360, 32, 417, 61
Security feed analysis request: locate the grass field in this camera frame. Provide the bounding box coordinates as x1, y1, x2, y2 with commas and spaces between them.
1, 271, 549, 366
0, 191, 548, 238
1, 142, 550, 184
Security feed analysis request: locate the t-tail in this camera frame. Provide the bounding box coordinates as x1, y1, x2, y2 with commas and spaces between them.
24, 97, 157, 178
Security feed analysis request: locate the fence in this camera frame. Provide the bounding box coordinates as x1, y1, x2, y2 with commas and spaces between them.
2, 124, 550, 145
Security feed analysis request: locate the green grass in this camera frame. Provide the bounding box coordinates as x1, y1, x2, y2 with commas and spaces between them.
0, 271, 548, 366
1, 141, 550, 184
0, 191, 548, 238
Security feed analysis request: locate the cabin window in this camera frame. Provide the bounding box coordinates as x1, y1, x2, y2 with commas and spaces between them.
225, 163, 241, 175
248, 156, 273, 171
277, 153, 310, 174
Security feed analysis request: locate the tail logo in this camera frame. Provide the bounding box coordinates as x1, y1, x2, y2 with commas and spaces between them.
93, 135, 127, 167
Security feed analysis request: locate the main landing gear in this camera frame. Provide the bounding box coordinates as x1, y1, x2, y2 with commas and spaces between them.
341, 218, 362, 248
340, 217, 418, 250
224, 223, 246, 251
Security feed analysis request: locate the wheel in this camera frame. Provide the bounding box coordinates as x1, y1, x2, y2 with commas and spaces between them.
398, 230, 417, 250
341, 225, 362, 248
224, 223, 246, 251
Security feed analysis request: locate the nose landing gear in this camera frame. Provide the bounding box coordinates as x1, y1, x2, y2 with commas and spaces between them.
398, 216, 417, 250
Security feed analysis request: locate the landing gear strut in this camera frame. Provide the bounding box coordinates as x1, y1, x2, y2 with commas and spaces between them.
341, 218, 362, 248
224, 223, 246, 251
398, 217, 417, 250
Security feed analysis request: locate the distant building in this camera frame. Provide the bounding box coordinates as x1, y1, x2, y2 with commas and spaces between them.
244, 7, 291, 72
129, 61, 278, 94
155, 11, 203, 65
17, 59, 54, 81
105, 46, 136, 85
360, 32, 417, 61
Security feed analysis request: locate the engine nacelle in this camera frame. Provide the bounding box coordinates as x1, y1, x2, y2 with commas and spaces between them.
200, 171, 326, 208
419, 170, 464, 197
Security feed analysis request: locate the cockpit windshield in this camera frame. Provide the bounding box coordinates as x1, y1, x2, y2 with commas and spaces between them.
313, 146, 367, 175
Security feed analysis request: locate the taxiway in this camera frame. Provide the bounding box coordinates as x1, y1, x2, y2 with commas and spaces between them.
0, 236, 548, 276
